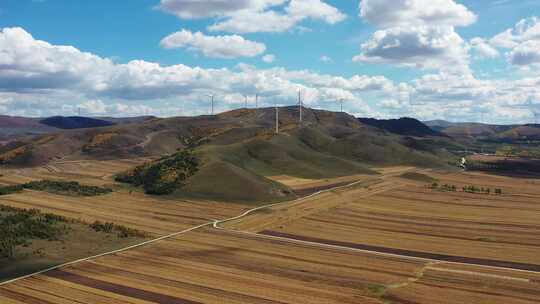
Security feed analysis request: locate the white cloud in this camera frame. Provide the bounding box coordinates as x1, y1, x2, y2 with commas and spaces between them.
286, 0, 346, 25
159, 0, 345, 34
353, 26, 470, 72
0, 27, 383, 115
156, 0, 263, 19
160, 29, 266, 58
3, 26, 540, 123
79, 99, 152, 116
320, 55, 332, 62
359, 0, 477, 28
355, 0, 475, 73
262, 54, 276, 63
79, 99, 107, 114
490, 17, 540, 49
470, 37, 500, 59
489, 17, 540, 66
0, 27, 113, 92
508, 40, 540, 66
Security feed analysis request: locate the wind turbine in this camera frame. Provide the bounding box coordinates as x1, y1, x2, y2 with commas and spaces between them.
298, 89, 303, 124
532, 109, 540, 124
511, 96, 539, 124
255, 93, 259, 109
244, 95, 248, 109
275, 99, 279, 134
338, 98, 345, 113
207, 93, 216, 115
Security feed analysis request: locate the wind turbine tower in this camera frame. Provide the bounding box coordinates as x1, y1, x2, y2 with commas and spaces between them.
512, 96, 539, 124
207, 94, 215, 115
275, 100, 279, 134
255, 94, 259, 109
339, 98, 345, 113
533, 109, 540, 124
298, 89, 303, 124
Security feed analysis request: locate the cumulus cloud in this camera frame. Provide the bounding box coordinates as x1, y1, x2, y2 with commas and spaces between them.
355, 0, 476, 72
160, 29, 266, 58
508, 40, 540, 65
159, 0, 345, 33
0, 27, 389, 116
262, 54, 276, 63
285, 0, 346, 24
156, 0, 259, 19
0, 27, 113, 93
3, 26, 540, 123
488, 17, 540, 66
470, 37, 500, 59
490, 17, 540, 49
353, 26, 470, 71
359, 0, 477, 28
79, 99, 152, 116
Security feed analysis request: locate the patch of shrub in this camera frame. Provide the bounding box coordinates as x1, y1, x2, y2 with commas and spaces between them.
430, 183, 502, 195
115, 149, 199, 195
430, 183, 457, 192
0, 180, 112, 197
0, 184, 24, 195
89, 220, 147, 238
23, 180, 113, 196
0, 205, 67, 259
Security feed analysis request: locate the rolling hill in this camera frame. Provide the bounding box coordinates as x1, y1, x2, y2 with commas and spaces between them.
358, 117, 444, 137
0, 107, 457, 202
425, 120, 540, 142
0, 115, 154, 143
40, 116, 115, 129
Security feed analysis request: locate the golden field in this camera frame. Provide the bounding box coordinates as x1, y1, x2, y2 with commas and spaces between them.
0, 163, 539, 303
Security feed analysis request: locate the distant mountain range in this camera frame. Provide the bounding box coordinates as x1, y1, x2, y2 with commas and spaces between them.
0, 115, 154, 142
359, 117, 445, 137
424, 120, 540, 141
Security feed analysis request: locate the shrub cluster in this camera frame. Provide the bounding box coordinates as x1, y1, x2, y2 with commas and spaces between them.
430, 183, 502, 195
0, 184, 24, 195
0, 180, 112, 197
0, 205, 67, 259
89, 220, 147, 238
430, 183, 457, 192
115, 149, 199, 195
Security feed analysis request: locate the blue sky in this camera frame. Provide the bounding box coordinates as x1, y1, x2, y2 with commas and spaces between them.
1, 0, 540, 123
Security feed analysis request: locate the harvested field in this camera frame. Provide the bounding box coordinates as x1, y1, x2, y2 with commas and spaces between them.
385, 262, 540, 304
1, 166, 539, 303
0, 228, 425, 304
0, 190, 245, 235
0, 159, 247, 235
1, 228, 539, 304
255, 170, 540, 267
267, 174, 373, 196
0, 159, 154, 186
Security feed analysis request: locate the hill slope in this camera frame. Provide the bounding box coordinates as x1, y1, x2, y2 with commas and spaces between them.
425, 120, 540, 142
358, 117, 444, 137
40, 116, 115, 129
1, 107, 456, 202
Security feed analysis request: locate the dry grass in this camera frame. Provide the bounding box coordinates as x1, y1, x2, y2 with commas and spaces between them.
262, 170, 540, 265
0, 159, 247, 235
0, 228, 425, 304
1, 165, 539, 303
